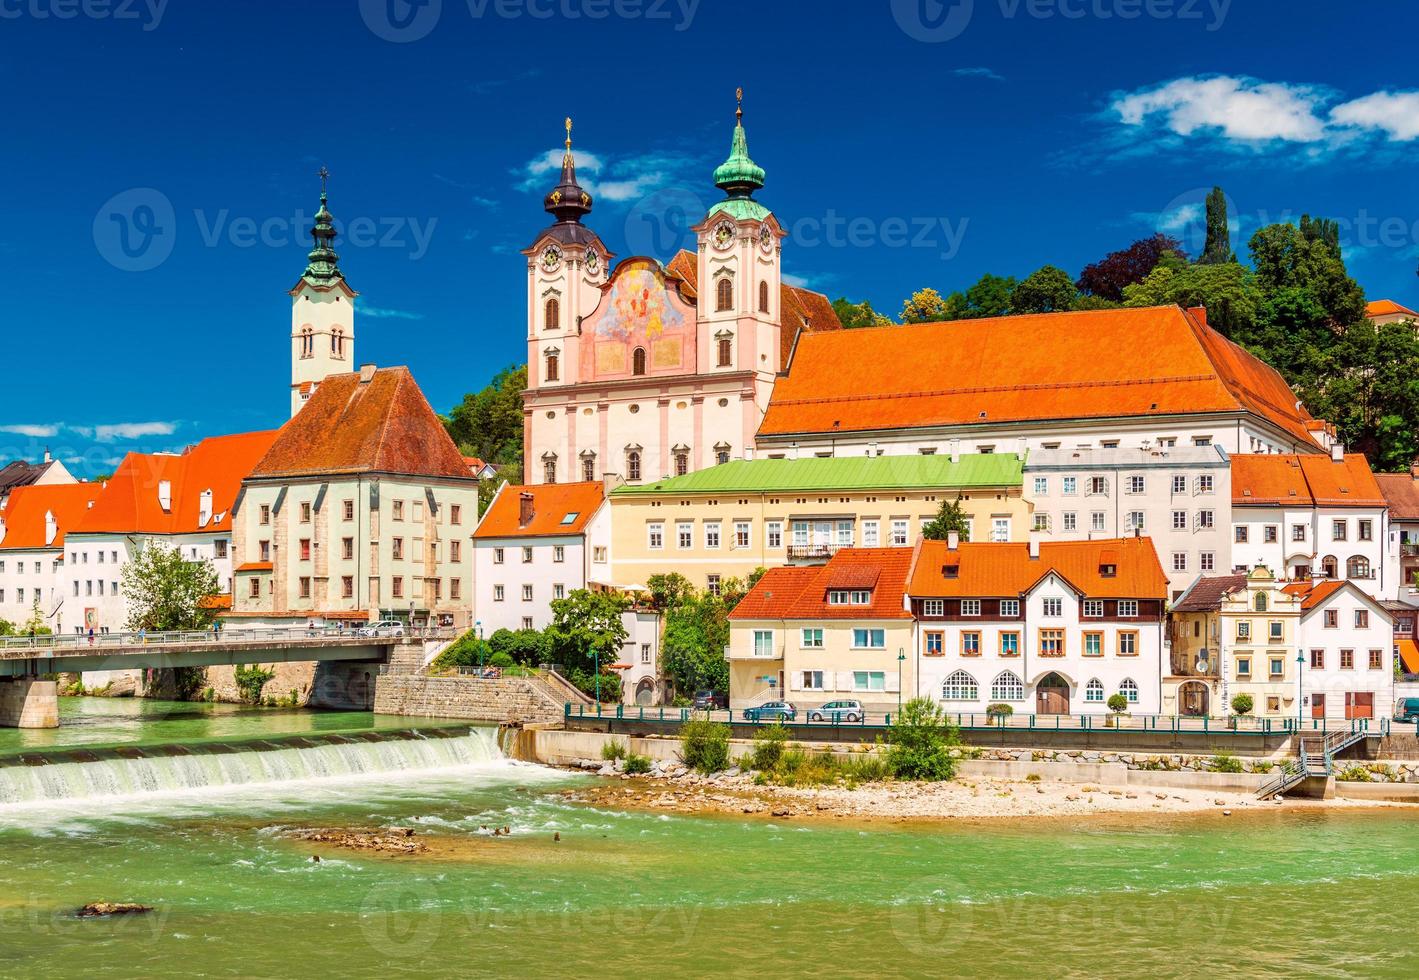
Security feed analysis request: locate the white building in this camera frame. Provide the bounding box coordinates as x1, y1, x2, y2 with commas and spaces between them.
1023, 445, 1231, 600
1288, 579, 1395, 723
1230, 450, 1392, 597
0, 482, 102, 631
909, 535, 1169, 716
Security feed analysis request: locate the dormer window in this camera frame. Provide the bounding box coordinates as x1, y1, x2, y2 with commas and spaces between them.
1099, 563, 1117, 578
828, 589, 872, 605
942, 564, 959, 579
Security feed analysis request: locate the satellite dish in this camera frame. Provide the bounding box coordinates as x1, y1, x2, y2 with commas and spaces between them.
1195, 658, 1211, 673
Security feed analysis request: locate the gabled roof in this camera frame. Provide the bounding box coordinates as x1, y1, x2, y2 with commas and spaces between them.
1367, 299, 1417, 319
0, 483, 104, 551
730, 548, 914, 621
0, 459, 61, 495
1231, 453, 1383, 507
1375, 472, 1419, 520
473, 481, 605, 539
610, 453, 1022, 496
759, 305, 1321, 447
74, 430, 278, 537
250, 367, 472, 481
1171, 573, 1248, 613
909, 536, 1168, 600
1283, 578, 1389, 618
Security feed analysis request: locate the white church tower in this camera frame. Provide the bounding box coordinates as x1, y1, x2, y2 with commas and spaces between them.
290, 168, 357, 417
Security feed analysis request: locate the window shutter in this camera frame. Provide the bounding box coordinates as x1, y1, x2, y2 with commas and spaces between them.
836, 671, 853, 692
787, 673, 802, 692
886, 674, 901, 693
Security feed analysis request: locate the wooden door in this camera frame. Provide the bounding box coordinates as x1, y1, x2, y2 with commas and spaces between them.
1346, 692, 1374, 719
1036, 675, 1070, 715
1311, 693, 1326, 720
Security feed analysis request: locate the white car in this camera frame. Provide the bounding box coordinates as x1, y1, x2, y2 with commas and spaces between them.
357, 619, 406, 637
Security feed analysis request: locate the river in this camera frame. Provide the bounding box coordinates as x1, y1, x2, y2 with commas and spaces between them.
0, 698, 1415, 978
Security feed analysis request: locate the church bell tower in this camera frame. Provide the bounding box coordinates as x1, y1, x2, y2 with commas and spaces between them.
290, 168, 358, 417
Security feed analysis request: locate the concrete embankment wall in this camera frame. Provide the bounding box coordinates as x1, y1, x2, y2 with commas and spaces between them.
374, 675, 563, 724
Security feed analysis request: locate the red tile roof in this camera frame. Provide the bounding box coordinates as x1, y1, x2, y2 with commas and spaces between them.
909, 536, 1168, 600
1281, 579, 1349, 611
1398, 638, 1419, 673
235, 562, 273, 572
729, 548, 914, 621
1231, 453, 1384, 507
74, 430, 278, 536
251, 367, 472, 481
759, 305, 1321, 447
1375, 472, 1419, 520
1172, 573, 1249, 613
0, 482, 104, 551
1367, 299, 1418, 319
473, 481, 605, 539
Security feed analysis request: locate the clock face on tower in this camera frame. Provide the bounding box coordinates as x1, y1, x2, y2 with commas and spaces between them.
541, 244, 562, 272
713, 219, 735, 250
759, 221, 774, 253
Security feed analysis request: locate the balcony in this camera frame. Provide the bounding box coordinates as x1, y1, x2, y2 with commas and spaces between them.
787, 544, 840, 563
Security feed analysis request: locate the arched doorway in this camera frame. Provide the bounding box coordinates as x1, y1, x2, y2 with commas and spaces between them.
1035, 672, 1070, 715
1178, 681, 1210, 717
635, 678, 655, 706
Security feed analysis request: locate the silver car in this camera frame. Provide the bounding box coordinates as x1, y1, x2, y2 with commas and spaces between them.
357, 619, 406, 637
807, 700, 864, 723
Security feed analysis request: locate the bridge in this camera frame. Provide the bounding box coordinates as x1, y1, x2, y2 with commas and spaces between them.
0, 626, 458, 728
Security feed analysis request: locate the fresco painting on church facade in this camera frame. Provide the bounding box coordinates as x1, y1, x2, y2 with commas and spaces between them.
582, 257, 696, 380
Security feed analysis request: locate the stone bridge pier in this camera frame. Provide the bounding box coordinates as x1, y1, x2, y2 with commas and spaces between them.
0, 677, 59, 729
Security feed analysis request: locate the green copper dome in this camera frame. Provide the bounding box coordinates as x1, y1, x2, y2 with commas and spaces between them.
303, 168, 343, 285
712, 90, 766, 208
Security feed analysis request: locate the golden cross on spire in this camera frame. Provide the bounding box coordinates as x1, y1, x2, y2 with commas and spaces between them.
735, 87, 743, 122
565, 116, 573, 153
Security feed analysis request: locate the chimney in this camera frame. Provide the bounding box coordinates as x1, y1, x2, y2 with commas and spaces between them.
1028, 536, 1041, 559
1016, 437, 1027, 461
1330, 442, 1344, 463
157, 479, 172, 512
44, 510, 57, 546
868, 442, 878, 458
947, 530, 959, 551
198, 488, 213, 528
43, 449, 51, 463
790, 442, 799, 461
743, 447, 754, 462
949, 439, 961, 463
518, 491, 535, 527
0, 515, 7, 545
359, 363, 377, 383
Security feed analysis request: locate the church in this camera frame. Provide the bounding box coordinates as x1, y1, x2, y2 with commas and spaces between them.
520, 96, 843, 487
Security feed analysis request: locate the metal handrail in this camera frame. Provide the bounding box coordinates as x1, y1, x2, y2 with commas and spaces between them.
0, 624, 456, 655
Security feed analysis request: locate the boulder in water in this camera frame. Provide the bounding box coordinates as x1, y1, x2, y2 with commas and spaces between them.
77, 902, 153, 917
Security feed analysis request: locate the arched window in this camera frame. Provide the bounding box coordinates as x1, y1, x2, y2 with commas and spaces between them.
1321, 556, 1338, 579
543, 457, 557, 484
1085, 678, 1105, 702
627, 450, 642, 482
716, 277, 733, 312
545, 351, 559, 382
990, 670, 1024, 702
1347, 556, 1371, 579
632, 347, 647, 376
299, 326, 313, 358
674, 451, 689, 477
759, 280, 769, 313
941, 670, 978, 701
717, 335, 732, 367
581, 455, 596, 482
545, 297, 560, 332
330, 327, 345, 357
1119, 678, 1139, 703
1254, 592, 1267, 612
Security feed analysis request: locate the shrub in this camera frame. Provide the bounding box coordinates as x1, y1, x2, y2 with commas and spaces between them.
1025, 773, 1041, 782
763, 746, 891, 787
600, 739, 628, 761
885, 697, 961, 782
623, 753, 653, 775
233, 664, 275, 705
680, 716, 732, 773
1337, 764, 1373, 782
985, 703, 1013, 725
1209, 752, 1244, 773
1106, 694, 1128, 714
570, 668, 622, 704
488, 651, 517, 670
749, 723, 790, 771
1230, 693, 1254, 716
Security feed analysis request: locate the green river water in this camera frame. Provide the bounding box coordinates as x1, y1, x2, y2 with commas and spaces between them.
0, 699, 1416, 978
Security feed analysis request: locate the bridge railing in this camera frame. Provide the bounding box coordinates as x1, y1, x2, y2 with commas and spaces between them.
0, 624, 455, 654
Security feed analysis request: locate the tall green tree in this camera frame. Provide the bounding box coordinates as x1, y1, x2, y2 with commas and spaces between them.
959, 273, 1017, 318
1122, 261, 1262, 338
831, 297, 892, 328
120, 543, 220, 632
442, 364, 527, 478
1011, 265, 1077, 314
900, 287, 951, 324
921, 497, 972, 541
1200, 187, 1233, 265
1247, 221, 1365, 328
543, 589, 630, 673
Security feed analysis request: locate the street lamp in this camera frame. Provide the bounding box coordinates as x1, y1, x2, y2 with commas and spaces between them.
475, 619, 484, 671
897, 646, 906, 714
1296, 651, 1305, 732
594, 646, 601, 704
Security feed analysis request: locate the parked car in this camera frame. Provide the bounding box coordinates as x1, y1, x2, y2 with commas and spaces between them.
357, 619, 406, 637
692, 690, 728, 710
1395, 698, 1419, 722
807, 700, 864, 723
742, 701, 797, 722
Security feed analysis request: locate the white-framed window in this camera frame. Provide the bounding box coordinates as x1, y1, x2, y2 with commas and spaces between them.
1033, 513, 1051, 533
1195, 475, 1214, 494
766, 521, 783, 549
1091, 512, 1106, 532
707, 574, 721, 597
1087, 476, 1108, 496
800, 670, 825, 690
891, 520, 909, 546
942, 670, 978, 700
753, 630, 774, 657
522, 617, 534, 630
992, 517, 1010, 542
493, 585, 505, 601
1126, 511, 1145, 532
991, 671, 1024, 701
1172, 552, 1188, 572
1000, 599, 1020, 617
1196, 510, 1215, 530
961, 599, 981, 617
801, 627, 824, 648
641, 644, 652, 665
923, 599, 945, 617
1127, 475, 1145, 494
1172, 475, 1187, 494
1172, 510, 1187, 530
1118, 600, 1139, 617
1033, 477, 1048, 495
493, 547, 504, 564
1085, 678, 1105, 702
1082, 599, 1103, 618
734, 521, 751, 549
553, 583, 565, 599
522, 546, 534, 563
1200, 551, 1215, 571
854, 671, 887, 692
1119, 678, 1139, 703
1062, 477, 1077, 495
522, 584, 533, 602
862, 520, 880, 547
705, 522, 721, 549
676, 522, 693, 549
593, 546, 607, 563
852, 628, 886, 648
1042, 598, 1063, 617
648, 523, 664, 550
1062, 512, 1077, 532
553, 545, 565, 563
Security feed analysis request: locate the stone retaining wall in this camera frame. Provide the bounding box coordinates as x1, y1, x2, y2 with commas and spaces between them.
373, 674, 563, 724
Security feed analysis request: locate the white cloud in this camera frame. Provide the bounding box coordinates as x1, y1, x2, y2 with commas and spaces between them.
359, 304, 424, 320
516, 147, 701, 205
0, 423, 59, 438
94, 421, 177, 442
1331, 91, 1419, 141
1113, 76, 1330, 144
1155, 203, 1202, 233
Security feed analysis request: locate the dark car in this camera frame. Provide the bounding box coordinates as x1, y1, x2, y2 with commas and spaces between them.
742, 701, 797, 722
1396, 697, 1419, 722
692, 690, 728, 710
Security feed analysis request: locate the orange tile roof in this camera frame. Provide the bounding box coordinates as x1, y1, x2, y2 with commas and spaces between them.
730, 548, 914, 621
1281, 579, 1349, 611
198, 594, 233, 610
74, 430, 278, 537
235, 562, 273, 572
1367, 299, 1418, 319
473, 481, 605, 539
666, 249, 698, 300
760, 305, 1321, 447
1376, 472, 1419, 520
0, 482, 104, 551
1231, 453, 1384, 507
909, 536, 1168, 600
251, 367, 472, 481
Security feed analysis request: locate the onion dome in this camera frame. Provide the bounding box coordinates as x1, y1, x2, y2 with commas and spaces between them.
544, 117, 593, 224
303, 166, 343, 285
709, 89, 770, 223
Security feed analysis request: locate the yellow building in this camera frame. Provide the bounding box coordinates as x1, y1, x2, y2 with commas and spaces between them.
1219, 566, 1302, 719
1165, 573, 1245, 718
727, 548, 915, 712
608, 453, 1027, 592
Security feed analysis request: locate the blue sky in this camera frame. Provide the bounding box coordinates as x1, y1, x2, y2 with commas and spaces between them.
4, 0, 1419, 475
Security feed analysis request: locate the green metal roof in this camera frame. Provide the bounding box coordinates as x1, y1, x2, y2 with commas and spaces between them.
707, 198, 772, 222
611, 453, 1024, 496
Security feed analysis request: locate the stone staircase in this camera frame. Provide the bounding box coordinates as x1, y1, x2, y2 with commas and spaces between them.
1258, 727, 1375, 799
